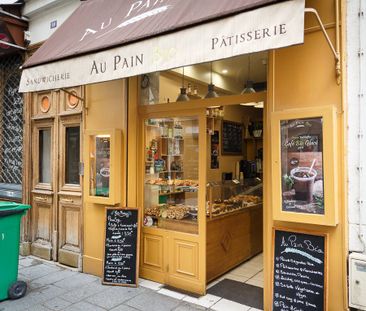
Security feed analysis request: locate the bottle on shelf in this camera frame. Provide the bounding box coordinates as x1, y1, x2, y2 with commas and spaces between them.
193, 85, 198, 96
168, 126, 173, 138
173, 121, 183, 139
187, 83, 192, 95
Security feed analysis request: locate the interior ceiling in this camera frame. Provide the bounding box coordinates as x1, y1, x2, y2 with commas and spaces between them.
210, 51, 268, 85
177, 51, 268, 94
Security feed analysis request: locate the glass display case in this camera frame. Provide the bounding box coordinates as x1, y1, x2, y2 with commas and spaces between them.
143, 117, 199, 234
85, 129, 122, 205
206, 178, 262, 219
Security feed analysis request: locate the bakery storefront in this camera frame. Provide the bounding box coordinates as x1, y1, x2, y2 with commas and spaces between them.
19, 0, 348, 309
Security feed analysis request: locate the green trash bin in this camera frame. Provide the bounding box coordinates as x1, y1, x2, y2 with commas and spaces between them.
0, 201, 31, 301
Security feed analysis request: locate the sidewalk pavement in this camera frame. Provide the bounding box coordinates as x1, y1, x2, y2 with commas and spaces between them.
0, 256, 220, 311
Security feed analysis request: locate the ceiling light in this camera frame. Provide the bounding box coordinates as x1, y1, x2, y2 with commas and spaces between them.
205, 62, 219, 99
241, 55, 256, 94
241, 80, 256, 94
176, 67, 190, 102
222, 69, 228, 74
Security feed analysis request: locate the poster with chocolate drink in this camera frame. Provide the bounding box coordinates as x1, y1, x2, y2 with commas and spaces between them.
280, 117, 324, 214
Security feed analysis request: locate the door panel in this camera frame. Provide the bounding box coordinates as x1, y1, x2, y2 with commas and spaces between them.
31, 119, 55, 260
58, 194, 82, 267
58, 115, 82, 267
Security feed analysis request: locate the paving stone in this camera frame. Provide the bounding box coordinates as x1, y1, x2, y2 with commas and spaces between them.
60, 280, 108, 303
53, 272, 98, 290
126, 291, 181, 311
110, 305, 141, 311
0, 285, 67, 311
20, 264, 61, 281
63, 301, 106, 311
42, 297, 72, 310
31, 270, 77, 289
26, 305, 54, 311
19, 257, 43, 268
86, 285, 146, 309
174, 302, 207, 311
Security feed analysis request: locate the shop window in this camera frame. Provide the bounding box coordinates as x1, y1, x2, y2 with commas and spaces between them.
84, 129, 121, 205
144, 117, 199, 234
65, 126, 80, 185
39, 129, 52, 183
138, 53, 268, 105
89, 135, 111, 197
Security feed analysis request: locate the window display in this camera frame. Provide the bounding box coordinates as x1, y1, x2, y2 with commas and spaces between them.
90, 135, 111, 197
85, 129, 121, 205
144, 117, 199, 234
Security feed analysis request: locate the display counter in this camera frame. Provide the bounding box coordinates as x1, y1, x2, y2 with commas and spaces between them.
206, 180, 263, 282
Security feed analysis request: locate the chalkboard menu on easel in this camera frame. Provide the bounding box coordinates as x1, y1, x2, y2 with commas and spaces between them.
103, 208, 139, 286
222, 120, 243, 155
272, 228, 327, 311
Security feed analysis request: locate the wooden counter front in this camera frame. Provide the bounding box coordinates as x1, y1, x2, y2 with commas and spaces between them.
206, 204, 263, 282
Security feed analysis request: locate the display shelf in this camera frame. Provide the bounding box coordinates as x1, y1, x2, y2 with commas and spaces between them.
206, 179, 262, 219
159, 191, 184, 196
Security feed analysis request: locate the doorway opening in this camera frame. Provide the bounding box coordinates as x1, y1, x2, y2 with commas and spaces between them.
139, 52, 267, 308
205, 103, 264, 310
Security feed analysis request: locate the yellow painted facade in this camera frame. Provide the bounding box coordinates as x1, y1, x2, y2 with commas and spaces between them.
66, 0, 348, 309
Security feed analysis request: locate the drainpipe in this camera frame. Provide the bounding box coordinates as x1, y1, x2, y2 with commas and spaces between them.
357, 0, 366, 253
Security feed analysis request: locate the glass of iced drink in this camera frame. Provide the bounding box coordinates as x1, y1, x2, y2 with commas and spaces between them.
290, 167, 317, 203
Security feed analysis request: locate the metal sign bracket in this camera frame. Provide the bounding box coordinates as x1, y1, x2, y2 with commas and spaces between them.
305, 8, 341, 85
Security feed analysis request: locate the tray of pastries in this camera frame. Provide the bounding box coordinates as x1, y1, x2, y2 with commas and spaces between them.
209, 194, 261, 217
145, 204, 196, 220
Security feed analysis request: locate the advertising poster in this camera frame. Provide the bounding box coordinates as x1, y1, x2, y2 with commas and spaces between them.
280, 117, 324, 214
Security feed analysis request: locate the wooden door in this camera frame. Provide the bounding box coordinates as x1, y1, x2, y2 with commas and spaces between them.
31, 118, 56, 260
57, 115, 83, 268
30, 89, 83, 269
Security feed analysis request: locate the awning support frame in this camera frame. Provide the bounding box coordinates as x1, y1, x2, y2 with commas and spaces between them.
0, 39, 26, 50
59, 88, 85, 102
305, 7, 341, 84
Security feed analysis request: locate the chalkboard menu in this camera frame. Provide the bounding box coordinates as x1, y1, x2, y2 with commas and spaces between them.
222, 120, 243, 155
103, 208, 139, 286
272, 229, 327, 311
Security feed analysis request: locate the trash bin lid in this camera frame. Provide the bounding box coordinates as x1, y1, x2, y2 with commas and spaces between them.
0, 201, 30, 212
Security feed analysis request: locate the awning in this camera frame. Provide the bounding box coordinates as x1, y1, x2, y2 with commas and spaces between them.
19, 0, 305, 92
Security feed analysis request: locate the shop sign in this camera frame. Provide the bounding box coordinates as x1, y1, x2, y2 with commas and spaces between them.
103, 208, 139, 286
272, 228, 327, 311
20, 0, 305, 92
280, 117, 324, 215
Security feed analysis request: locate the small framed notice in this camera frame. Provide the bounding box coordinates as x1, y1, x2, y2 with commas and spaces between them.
102, 207, 139, 286
271, 106, 338, 226
272, 228, 328, 311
